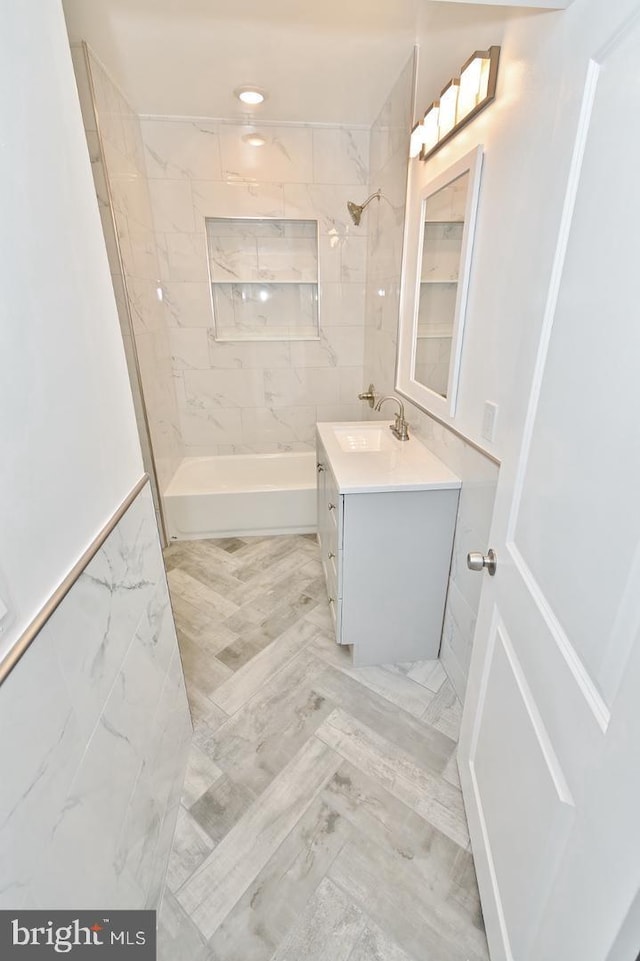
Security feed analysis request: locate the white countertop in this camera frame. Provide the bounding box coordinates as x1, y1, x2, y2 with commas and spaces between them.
316, 421, 461, 494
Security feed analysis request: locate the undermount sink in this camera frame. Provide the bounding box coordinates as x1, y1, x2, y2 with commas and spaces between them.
332, 425, 393, 452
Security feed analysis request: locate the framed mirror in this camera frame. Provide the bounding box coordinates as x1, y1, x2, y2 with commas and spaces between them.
396, 146, 483, 418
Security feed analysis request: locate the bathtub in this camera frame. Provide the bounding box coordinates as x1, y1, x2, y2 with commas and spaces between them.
163, 452, 318, 540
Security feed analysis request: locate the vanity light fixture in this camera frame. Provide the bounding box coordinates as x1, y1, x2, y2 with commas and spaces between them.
410, 46, 500, 162
235, 86, 267, 105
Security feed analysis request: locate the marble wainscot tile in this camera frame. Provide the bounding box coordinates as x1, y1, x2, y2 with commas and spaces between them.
2, 485, 190, 910
0, 639, 84, 907
219, 125, 313, 184
141, 119, 222, 181
312, 128, 369, 186
127, 278, 164, 334
192, 181, 285, 220
149, 180, 196, 233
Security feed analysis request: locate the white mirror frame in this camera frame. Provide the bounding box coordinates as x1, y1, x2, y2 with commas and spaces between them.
396, 145, 484, 418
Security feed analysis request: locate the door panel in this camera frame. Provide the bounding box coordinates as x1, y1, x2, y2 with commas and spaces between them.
470, 615, 574, 960
459, 9, 640, 960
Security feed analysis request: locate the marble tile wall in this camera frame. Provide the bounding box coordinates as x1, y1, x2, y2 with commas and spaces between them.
140, 118, 370, 455
73, 46, 183, 502
362, 55, 499, 702
0, 484, 192, 909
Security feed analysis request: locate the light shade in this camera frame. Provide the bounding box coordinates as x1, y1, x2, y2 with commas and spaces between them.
438, 81, 459, 138
422, 104, 440, 154
235, 87, 266, 105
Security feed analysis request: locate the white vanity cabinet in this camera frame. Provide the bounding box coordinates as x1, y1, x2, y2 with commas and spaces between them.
316, 422, 461, 667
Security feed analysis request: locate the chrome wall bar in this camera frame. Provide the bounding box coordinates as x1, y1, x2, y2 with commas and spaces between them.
0, 474, 150, 688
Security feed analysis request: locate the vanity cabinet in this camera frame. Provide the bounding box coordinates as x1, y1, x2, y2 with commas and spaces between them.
316, 423, 461, 667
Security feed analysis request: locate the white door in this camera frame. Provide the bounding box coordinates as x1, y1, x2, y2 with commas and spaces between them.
458, 10, 640, 961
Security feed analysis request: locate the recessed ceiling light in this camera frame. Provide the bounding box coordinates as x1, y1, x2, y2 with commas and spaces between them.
235, 87, 266, 106
241, 132, 267, 148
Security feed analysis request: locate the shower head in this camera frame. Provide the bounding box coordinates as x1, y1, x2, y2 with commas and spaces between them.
347, 189, 382, 226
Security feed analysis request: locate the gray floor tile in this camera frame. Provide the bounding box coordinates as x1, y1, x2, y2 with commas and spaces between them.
161, 534, 484, 961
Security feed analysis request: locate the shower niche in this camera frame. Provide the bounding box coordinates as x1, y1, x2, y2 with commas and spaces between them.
206, 217, 320, 341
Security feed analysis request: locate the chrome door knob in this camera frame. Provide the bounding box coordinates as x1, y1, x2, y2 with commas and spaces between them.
467, 549, 497, 575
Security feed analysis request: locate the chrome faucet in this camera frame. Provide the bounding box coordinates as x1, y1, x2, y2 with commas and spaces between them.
374, 395, 410, 441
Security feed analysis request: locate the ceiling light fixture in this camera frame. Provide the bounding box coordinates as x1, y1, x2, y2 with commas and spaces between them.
235, 86, 266, 106
241, 132, 267, 148
410, 46, 500, 162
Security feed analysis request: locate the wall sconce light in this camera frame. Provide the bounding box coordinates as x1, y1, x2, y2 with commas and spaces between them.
410, 46, 500, 162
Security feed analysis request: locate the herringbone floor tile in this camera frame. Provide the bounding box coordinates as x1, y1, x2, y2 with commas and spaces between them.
158, 535, 487, 961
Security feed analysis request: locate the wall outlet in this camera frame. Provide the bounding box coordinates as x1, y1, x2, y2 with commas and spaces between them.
482, 401, 498, 443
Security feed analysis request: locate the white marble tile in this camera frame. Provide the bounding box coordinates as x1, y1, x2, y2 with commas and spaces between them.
312, 128, 369, 186
179, 407, 243, 448
159, 232, 209, 282
169, 328, 211, 370
239, 406, 317, 447
318, 234, 343, 284
192, 180, 285, 220
284, 184, 367, 238
149, 179, 196, 233
320, 282, 366, 326
163, 281, 213, 328
338, 366, 365, 404
183, 368, 265, 409
264, 367, 342, 408
290, 326, 364, 369
341, 235, 368, 284
316, 403, 363, 422
208, 335, 291, 370
219, 126, 313, 184
142, 119, 222, 181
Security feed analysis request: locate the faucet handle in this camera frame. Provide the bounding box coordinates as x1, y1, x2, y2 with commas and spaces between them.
357, 383, 376, 408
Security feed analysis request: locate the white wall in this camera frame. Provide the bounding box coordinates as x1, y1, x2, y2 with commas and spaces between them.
0, 0, 191, 912
0, 1, 142, 661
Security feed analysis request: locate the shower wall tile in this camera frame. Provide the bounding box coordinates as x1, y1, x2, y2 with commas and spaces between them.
140, 117, 370, 457
169, 328, 211, 370
163, 281, 213, 328
312, 128, 369, 185
0, 484, 191, 910
148, 180, 196, 233
142, 119, 222, 181
219, 126, 314, 183
362, 54, 498, 702
74, 46, 183, 507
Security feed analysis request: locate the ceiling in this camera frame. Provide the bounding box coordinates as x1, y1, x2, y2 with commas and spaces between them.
61, 0, 563, 126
